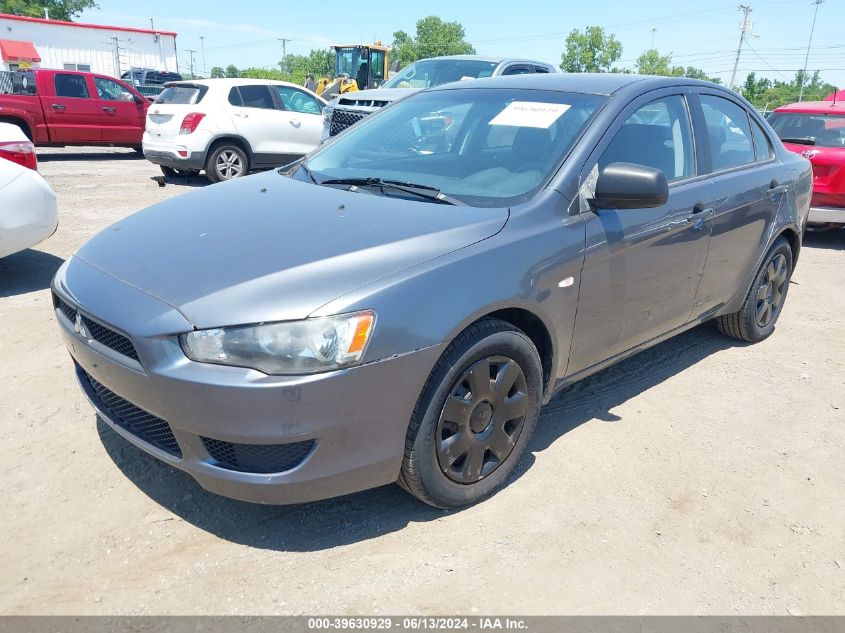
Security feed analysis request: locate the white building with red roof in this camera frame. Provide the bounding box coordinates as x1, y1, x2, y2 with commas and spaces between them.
0, 13, 178, 78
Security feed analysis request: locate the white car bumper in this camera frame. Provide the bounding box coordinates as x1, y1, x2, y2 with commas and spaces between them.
0, 168, 58, 258
808, 206, 845, 225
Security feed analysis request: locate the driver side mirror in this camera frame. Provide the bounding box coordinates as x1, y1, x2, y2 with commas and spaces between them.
131, 93, 144, 105
592, 162, 668, 209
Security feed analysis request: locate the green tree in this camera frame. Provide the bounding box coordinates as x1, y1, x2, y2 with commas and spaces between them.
0, 0, 98, 21
635, 49, 720, 83
739, 70, 836, 110
278, 49, 334, 85
209, 66, 225, 79
390, 16, 475, 69
560, 26, 622, 73
225, 64, 239, 79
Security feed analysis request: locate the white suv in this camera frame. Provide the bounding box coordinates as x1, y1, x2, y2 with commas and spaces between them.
142, 78, 327, 183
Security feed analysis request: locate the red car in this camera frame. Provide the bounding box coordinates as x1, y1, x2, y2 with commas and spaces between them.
0, 68, 149, 150
768, 99, 845, 228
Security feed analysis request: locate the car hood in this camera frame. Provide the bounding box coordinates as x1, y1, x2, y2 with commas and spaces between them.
333, 87, 418, 107
74, 170, 508, 329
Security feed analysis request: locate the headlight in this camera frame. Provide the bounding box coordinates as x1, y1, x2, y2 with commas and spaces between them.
180, 311, 376, 375
321, 105, 333, 126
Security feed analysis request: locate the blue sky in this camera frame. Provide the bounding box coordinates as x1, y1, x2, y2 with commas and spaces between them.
81, 0, 845, 89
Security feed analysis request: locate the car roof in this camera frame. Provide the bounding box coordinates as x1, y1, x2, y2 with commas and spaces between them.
177, 78, 306, 89
423, 54, 550, 65
431, 72, 722, 96
773, 100, 845, 114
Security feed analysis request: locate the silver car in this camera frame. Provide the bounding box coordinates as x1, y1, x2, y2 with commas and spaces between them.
320, 55, 557, 142
53, 74, 811, 508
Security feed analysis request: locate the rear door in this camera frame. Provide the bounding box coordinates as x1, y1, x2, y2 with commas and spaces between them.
270, 85, 324, 155
568, 90, 715, 374
228, 84, 293, 164
690, 91, 785, 316
93, 76, 146, 144
43, 72, 100, 143
145, 83, 208, 143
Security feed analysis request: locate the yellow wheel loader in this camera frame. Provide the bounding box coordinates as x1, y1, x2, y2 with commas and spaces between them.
309, 43, 391, 98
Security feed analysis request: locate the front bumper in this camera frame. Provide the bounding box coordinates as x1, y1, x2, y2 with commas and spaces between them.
807, 206, 845, 225
0, 169, 58, 258
53, 257, 442, 504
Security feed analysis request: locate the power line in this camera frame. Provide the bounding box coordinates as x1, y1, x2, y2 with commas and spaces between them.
799, 0, 824, 101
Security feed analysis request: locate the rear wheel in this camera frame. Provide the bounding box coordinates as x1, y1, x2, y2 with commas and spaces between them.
716, 237, 793, 342
160, 166, 200, 178
398, 319, 543, 509
205, 144, 248, 183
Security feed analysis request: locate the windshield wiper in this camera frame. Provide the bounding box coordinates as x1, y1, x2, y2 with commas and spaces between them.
319, 177, 465, 206
780, 137, 816, 146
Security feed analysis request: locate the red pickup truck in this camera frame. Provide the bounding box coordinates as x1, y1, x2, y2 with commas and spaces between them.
0, 68, 149, 150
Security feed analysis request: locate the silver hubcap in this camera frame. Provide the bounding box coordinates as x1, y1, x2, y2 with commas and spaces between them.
755, 253, 788, 327
216, 150, 244, 179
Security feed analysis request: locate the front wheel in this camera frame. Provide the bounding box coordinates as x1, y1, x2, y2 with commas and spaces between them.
398, 319, 543, 509
716, 236, 793, 342
205, 144, 248, 183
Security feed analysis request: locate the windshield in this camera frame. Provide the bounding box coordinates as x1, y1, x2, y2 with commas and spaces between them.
768, 112, 845, 148
383, 59, 499, 89
305, 88, 605, 207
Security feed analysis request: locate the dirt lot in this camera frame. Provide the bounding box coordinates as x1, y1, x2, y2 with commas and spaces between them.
1, 147, 843, 615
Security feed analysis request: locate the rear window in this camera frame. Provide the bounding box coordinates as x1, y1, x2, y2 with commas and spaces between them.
0, 70, 36, 95
154, 84, 206, 105
768, 112, 845, 148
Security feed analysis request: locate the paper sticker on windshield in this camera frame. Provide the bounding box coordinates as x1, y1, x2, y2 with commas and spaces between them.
489, 101, 571, 128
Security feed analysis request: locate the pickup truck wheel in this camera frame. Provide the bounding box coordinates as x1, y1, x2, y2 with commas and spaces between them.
206, 145, 248, 183
716, 237, 793, 342
398, 318, 543, 509
160, 166, 200, 179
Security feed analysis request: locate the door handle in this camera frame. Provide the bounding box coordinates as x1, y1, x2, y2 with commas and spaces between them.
290, 119, 301, 128
101, 106, 116, 113
768, 180, 788, 198
51, 104, 66, 110
234, 113, 248, 118
687, 203, 714, 231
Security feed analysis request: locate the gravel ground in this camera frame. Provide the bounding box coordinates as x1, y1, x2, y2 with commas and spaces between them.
1, 147, 843, 615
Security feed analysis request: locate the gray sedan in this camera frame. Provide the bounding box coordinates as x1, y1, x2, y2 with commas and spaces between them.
52, 74, 812, 508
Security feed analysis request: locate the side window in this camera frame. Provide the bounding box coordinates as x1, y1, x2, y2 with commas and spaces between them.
227, 87, 243, 107
235, 85, 276, 110
502, 65, 531, 76
751, 117, 774, 162
700, 95, 755, 171
533, 65, 551, 74
94, 77, 133, 101
370, 50, 385, 85
274, 86, 322, 115
54, 73, 90, 99
599, 95, 695, 182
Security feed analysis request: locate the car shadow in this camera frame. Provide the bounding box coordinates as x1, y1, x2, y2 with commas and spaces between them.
0, 249, 65, 298
803, 229, 844, 251
157, 174, 209, 189
97, 322, 741, 551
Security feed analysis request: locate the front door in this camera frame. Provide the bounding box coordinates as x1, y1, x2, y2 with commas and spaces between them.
43, 72, 100, 143
228, 84, 290, 164
568, 92, 715, 374
93, 76, 145, 144
271, 85, 324, 156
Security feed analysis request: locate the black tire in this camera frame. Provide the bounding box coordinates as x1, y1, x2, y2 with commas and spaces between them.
398, 318, 543, 509
205, 144, 248, 183
716, 236, 793, 342
133, 146, 144, 157
160, 165, 200, 178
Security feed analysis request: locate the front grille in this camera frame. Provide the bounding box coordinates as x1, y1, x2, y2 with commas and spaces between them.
54, 293, 140, 362
201, 437, 315, 474
329, 109, 368, 136
80, 368, 182, 458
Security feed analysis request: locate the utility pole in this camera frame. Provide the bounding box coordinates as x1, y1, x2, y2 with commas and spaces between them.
798, 0, 824, 102
650, 28, 656, 51
730, 5, 753, 91
278, 38, 291, 63
185, 49, 197, 79
200, 36, 207, 77
149, 17, 154, 30
111, 36, 121, 78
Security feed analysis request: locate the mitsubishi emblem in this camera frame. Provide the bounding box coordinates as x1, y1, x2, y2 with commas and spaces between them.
74, 313, 87, 338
